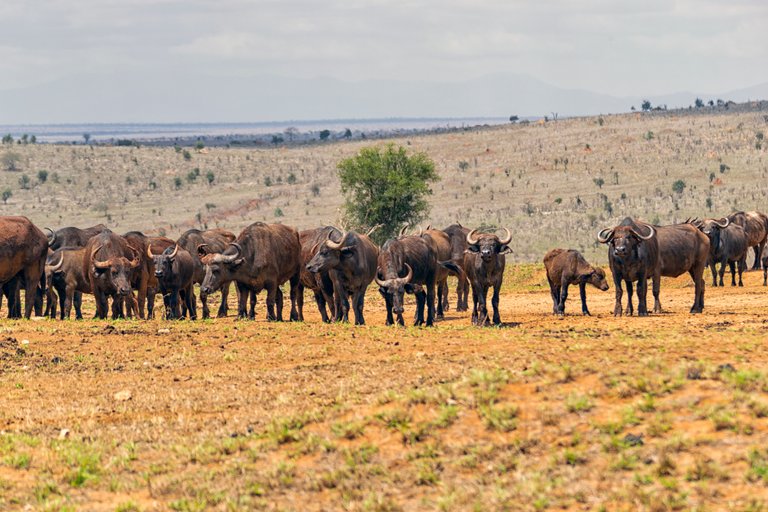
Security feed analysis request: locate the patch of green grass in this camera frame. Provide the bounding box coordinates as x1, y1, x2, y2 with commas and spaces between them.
432, 404, 459, 428
115, 500, 142, 512
565, 393, 594, 413
375, 409, 411, 431
478, 403, 518, 432
748, 449, 768, 483
414, 460, 442, 486
331, 420, 366, 440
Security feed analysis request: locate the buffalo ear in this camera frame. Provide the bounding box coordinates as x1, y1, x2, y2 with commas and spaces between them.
499, 245, 513, 255
231, 258, 245, 267
467, 245, 480, 253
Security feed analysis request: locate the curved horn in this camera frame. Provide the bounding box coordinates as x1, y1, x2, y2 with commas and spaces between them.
45, 228, 56, 246
466, 228, 480, 245
395, 263, 413, 285
632, 223, 656, 240
146, 243, 154, 259
426, 224, 432, 231
597, 228, 614, 244
714, 217, 730, 228
399, 225, 408, 237
498, 227, 512, 246
416, 226, 423, 236
46, 254, 64, 273
218, 242, 242, 263
91, 244, 111, 269
168, 244, 179, 259
374, 269, 392, 288
127, 245, 142, 268
325, 230, 344, 250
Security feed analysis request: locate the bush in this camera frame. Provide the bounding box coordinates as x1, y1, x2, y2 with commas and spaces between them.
18, 174, 30, 189
37, 170, 48, 183
337, 144, 439, 245
206, 171, 215, 185
2, 151, 22, 171
672, 180, 686, 194
1, 188, 11, 204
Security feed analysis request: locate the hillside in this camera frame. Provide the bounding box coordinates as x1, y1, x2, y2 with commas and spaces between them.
1, 104, 766, 264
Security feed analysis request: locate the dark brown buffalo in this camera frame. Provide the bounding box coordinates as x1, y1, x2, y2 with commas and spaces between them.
692, 217, 748, 287
654, 222, 709, 313
148, 243, 196, 320
422, 227, 463, 320
298, 226, 340, 322
83, 231, 141, 319
306, 228, 378, 325
463, 228, 512, 325
177, 228, 236, 318
598, 218, 659, 316
442, 223, 470, 311
200, 222, 301, 321
376, 233, 438, 327
45, 223, 108, 250
543, 249, 609, 316
144, 236, 176, 318
122, 231, 157, 319
727, 211, 768, 270
46, 247, 89, 319
0, 216, 48, 319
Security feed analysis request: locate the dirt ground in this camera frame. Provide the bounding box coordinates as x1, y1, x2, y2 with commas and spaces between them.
3, 266, 768, 511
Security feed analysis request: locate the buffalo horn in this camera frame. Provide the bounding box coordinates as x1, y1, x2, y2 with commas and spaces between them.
91, 244, 112, 269
365, 224, 382, 237
217, 242, 242, 263
631, 223, 656, 240
498, 227, 512, 246
325, 230, 344, 250
397, 263, 413, 285
714, 217, 730, 228
168, 244, 179, 259
399, 225, 408, 237
197, 243, 210, 257
146, 243, 154, 259
466, 228, 480, 245
596, 228, 614, 244
374, 271, 391, 288
46, 254, 64, 273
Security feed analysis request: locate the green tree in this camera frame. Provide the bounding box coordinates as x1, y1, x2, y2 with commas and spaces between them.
695, 98, 704, 108
83, 133, 91, 144
37, 170, 48, 183
2, 151, 21, 171
206, 171, 215, 185
672, 180, 686, 194
18, 174, 30, 189
1, 188, 11, 204
641, 99, 652, 112
319, 129, 331, 141
195, 141, 205, 151
337, 144, 439, 245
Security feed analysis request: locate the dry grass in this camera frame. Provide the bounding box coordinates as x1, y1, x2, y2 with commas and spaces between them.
1, 106, 766, 265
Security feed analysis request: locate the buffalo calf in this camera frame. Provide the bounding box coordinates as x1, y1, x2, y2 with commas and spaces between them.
543, 249, 608, 316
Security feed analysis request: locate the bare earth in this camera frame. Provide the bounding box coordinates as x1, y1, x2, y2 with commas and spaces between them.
2, 265, 768, 511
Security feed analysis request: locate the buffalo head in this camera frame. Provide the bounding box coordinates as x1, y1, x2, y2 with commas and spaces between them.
199, 242, 244, 294
306, 230, 354, 273
91, 244, 141, 296
149, 243, 179, 279
597, 223, 656, 258
465, 228, 512, 262
375, 262, 413, 315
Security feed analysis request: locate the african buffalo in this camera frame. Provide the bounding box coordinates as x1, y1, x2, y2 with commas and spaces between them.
543, 249, 609, 316
0, 216, 48, 319
200, 222, 301, 321
46, 223, 108, 251
727, 211, 768, 270
692, 217, 748, 287
46, 247, 89, 319
83, 231, 141, 319
653, 222, 710, 313
422, 227, 463, 320
306, 228, 378, 325
442, 223, 470, 311
598, 218, 659, 316
376, 232, 439, 327
298, 227, 340, 322
464, 228, 512, 325
148, 244, 196, 320
177, 228, 236, 318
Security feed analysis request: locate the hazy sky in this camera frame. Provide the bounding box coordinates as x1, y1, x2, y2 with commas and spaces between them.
1, 0, 766, 117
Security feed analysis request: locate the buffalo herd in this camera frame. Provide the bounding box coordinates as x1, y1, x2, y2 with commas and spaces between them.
1, 211, 767, 325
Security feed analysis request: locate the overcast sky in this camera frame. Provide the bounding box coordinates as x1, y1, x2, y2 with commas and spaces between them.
1, 0, 766, 121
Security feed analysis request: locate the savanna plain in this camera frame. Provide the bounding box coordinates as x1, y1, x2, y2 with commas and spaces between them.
2, 105, 768, 511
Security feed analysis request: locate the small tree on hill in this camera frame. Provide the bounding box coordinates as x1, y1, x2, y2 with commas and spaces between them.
1, 188, 11, 204
641, 99, 652, 111
337, 144, 440, 245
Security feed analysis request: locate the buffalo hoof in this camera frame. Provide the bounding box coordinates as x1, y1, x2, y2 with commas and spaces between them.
582, 311, 591, 316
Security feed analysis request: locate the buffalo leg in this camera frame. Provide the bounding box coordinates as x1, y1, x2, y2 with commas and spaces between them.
64, 285, 74, 320
764, 265, 768, 286
612, 273, 623, 317
184, 285, 196, 320
579, 282, 590, 316
296, 283, 305, 321
216, 281, 231, 318
718, 258, 727, 287
752, 245, 762, 271
200, 290, 211, 319
426, 280, 436, 327
709, 260, 718, 287
265, 282, 278, 321
236, 282, 249, 319
491, 283, 501, 325
652, 274, 662, 314
557, 281, 569, 315
289, 273, 300, 322
689, 268, 704, 313
383, 293, 395, 326
414, 288, 426, 326
548, 277, 560, 315
314, 291, 330, 322
274, 287, 284, 321
456, 271, 469, 312
738, 257, 746, 286
470, 282, 481, 325
625, 280, 634, 316
353, 289, 366, 325
636, 276, 649, 317
249, 289, 257, 319
435, 278, 445, 320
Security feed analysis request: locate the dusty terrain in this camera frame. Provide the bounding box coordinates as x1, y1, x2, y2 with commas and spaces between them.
2, 266, 768, 511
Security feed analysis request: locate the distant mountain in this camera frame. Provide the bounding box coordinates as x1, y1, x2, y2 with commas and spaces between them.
1, 71, 765, 124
